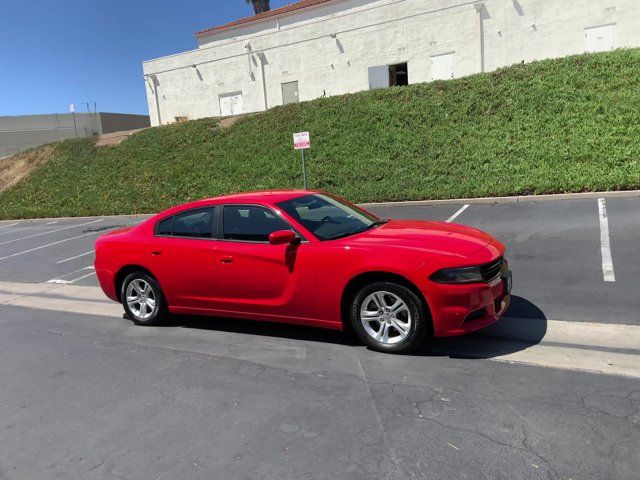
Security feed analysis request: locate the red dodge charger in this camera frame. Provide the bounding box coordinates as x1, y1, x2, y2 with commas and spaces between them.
95, 191, 511, 353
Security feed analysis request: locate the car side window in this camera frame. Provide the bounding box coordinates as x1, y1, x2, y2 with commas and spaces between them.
223, 205, 290, 242
156, 208, 214, 238
173, 209, 214, 238
157, 217, 173, 236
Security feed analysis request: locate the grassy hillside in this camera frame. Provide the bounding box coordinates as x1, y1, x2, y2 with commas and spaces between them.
1, 48, 639, 219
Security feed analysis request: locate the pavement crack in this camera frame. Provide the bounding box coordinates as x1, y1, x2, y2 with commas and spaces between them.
356, 356, 409, 480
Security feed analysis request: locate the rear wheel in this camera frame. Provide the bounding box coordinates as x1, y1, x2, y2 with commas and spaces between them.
121, 272, 168, 326
350, 281, 429, 354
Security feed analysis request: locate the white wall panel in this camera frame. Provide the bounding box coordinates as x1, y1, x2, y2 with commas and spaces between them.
143, 0, 640, 125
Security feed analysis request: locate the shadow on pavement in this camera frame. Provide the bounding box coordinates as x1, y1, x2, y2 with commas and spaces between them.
419, 296, 548, 359
154, 295, 547, 358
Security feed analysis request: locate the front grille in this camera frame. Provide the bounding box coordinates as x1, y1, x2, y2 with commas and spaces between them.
480, 257, 504, 282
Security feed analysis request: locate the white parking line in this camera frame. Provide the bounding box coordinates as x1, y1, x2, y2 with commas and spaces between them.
0, 229, 113, 262
0, 222, 19, 230
47, 266, 96, 285
56, 250, 94, 264
43, 221, 59, 225
0, 219, 103, 246
598, 198, 615, 282
446, 204, 470, 223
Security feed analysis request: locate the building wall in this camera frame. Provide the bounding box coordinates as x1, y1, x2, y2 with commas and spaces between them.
142, 0, 640, 126
0, 113, 150, 158
98, 113, 151, 134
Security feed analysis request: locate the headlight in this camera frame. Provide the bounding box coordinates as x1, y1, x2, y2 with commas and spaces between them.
430, 266, 483, 284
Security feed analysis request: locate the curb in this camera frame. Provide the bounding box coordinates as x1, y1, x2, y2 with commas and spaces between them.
360, 190, 640, 207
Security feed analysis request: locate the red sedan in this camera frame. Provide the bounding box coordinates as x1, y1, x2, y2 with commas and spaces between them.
95, 191, 511, 354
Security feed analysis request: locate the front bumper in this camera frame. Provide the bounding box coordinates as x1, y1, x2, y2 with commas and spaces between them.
428, 270, 511, 337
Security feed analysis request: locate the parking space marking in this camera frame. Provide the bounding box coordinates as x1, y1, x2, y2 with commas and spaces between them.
598, 198, 615, 282
57, 250, 94, 264
47, 266, 96, 285
0, 229, 112, 262
0, 222, 20, 230
446, 204, 470, 223
0, 219, 103, 246
43, 221, 59, 225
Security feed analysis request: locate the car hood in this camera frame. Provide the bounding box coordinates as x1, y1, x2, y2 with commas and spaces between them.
351, 219, 495, 256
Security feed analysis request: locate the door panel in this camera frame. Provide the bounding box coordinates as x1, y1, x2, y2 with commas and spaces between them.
231, 93, 244, 114
282, 81, 299, 105
214, 241, 315, 319
368, 65, 389, 89
219, 96, 232, 116
212, 204, 316, 319
146, 207, 219, 310
585, 24, 615, 53
147, 237, 219, 310
431, 52, 454, 80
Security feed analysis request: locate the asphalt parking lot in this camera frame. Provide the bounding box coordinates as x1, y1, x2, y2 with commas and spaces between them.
0, 193, 639, 479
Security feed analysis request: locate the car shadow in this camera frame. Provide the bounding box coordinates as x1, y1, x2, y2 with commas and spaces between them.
160, 313, 361, 346
155, 295, 547, 359
416, 296, 548, 359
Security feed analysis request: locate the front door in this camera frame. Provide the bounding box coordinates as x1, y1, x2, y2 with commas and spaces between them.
431, 52, 454, 80
213, 204, 315, 320
147, 207, 219, 310
219, 92, 243, 116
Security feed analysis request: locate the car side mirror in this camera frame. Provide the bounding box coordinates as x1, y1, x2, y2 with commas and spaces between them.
269, 230, 298, 245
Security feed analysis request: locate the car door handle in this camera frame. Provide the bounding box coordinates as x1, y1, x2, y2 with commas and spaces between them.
220, 256, 233, 264
151, 250, 163, 256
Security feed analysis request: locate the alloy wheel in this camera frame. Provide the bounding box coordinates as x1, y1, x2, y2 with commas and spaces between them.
360, 290, 412, 345
126, 279, 156, 320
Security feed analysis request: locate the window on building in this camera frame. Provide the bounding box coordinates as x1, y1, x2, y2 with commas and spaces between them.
389, 63, 408, 87
223, 206, 290, 242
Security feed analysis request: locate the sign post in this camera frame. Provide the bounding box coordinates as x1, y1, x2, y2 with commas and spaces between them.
69, 103, 78, 138
293, 131, 311, 189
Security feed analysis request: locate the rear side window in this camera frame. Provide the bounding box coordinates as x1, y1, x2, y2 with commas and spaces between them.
155, 208, 214, 239
173, 209, 214, 238
157, 217, 173, 236
223, 205, 289, 242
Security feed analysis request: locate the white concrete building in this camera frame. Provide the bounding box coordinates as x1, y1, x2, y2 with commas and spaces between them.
143, 0, 640, 126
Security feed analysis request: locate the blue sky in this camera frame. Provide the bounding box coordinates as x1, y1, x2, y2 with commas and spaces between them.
0, 0, 292, 116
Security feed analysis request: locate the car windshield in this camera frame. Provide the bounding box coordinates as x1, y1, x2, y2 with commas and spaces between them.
276, 193, 384, 241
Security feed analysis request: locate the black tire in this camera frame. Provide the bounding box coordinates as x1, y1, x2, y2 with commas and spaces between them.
349, 281, 430, 354
120, 272, 168, 326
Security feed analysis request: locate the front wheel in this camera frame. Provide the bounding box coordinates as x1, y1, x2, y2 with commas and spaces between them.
350, 282, 430, 354
121, 272, 168, 326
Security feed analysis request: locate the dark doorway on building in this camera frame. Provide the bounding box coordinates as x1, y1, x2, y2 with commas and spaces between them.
389, 63, 408, 86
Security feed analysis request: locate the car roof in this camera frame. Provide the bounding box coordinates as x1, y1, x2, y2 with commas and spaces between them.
157, 190, 323, 217
212, 189, 321, 204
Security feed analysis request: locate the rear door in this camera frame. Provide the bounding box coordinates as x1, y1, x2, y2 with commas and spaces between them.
212, 204, 316, 320
147, 207, 220, 310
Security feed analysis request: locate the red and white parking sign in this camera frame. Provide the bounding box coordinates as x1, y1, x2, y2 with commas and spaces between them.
293, 131, 310, 150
